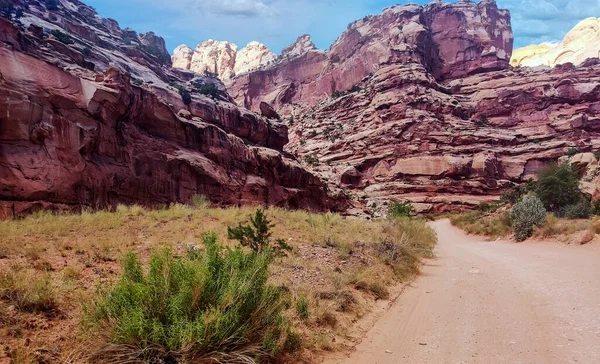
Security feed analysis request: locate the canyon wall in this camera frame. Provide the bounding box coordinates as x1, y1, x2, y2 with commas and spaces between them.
0, 0, 341, 218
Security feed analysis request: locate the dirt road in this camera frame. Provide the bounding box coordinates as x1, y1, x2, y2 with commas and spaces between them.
324, 219, 600, 364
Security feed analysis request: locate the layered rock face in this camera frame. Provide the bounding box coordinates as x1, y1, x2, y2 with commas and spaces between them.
281, 35, 316, 58
228, 0, 513, 112
285, 62, 600, 214
172, 40, 276, 80
0, 0, 339, 218
219, 0, 600, 214
511, 18, 600, 67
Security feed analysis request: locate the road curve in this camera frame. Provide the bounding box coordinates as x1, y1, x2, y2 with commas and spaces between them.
323, 219, 600, 364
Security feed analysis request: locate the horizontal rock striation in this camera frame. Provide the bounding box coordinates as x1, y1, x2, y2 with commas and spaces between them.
0, 0, 342, 218
228, 0, 513, 112
285, 60, 600, 214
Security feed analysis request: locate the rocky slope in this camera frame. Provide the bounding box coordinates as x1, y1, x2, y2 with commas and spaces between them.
511, 18, 600, 67
172, 39, 277, 80
227, 0, 513, 112
220, 0, 600, 214
0, 0, 340, 218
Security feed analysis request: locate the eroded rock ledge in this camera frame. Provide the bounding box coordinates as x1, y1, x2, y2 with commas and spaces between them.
0, 1, 343, 218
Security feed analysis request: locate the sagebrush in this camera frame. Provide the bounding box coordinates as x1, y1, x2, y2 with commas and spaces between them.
510, 194, 547, 242
88, 233, 298, 362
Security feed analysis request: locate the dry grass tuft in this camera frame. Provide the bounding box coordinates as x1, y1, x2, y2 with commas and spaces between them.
0, 205, 437, 361
450, 211, 512, 238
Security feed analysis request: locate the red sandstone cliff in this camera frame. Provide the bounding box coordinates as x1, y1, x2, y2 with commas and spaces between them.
0, 0, 341, 218
223, 0, 600, 214
227, 0, 513, 112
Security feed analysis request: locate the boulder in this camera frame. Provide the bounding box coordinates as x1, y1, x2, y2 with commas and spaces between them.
259, 102, 280, 120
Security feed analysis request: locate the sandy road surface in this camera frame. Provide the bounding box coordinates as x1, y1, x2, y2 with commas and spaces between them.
324, 219, 600, 364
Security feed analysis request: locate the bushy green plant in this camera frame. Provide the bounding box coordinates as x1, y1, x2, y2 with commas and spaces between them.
477, 202, 501, 213
295, 296, 310, 321
475, 115, 489, 127
192, 81, 220, 98
535, 163, 582, 213
560, 198, 592, 219
388, 201, 415, 218
510, 194, 547, 242
50, 29, 74, 45
189, 194, 210, 209
88, 234, 298, 362
179, 87, 192, 105
303, 154, 319, 166
593, 200, 600, 215
81, 46, 92, 57
564, 147, 582, 157
203, 70, 219, 78
227, 209, 292, 255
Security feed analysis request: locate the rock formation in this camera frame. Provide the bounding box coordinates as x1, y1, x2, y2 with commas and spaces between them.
228, 0, 513, 111
234, 41, 277, 75
281, 35, 316, 58
220, 0, 600, 214
285, 62, 600, 214
0, 0, 341, 218
172, 40, 276, 80
511, 18, 600, 67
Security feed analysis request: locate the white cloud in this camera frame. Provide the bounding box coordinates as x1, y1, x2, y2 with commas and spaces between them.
498, 0, 600, 46
197, 0, 277, 17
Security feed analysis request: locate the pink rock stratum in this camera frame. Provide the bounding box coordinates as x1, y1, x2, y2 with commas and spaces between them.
0, 0, 342, 218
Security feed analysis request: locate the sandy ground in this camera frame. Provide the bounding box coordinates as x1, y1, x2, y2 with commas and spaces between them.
323, 219, 600, 364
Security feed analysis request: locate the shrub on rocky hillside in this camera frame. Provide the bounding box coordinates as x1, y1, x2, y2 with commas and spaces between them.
192, 81, 220, 98
510, 194, 547, 242
535, 163, 589, 218
50, 29, 74, 45
388, 201, 415, 218
227, 209, 292, 256
88, 233, 297, 362
560, 198, 592, 219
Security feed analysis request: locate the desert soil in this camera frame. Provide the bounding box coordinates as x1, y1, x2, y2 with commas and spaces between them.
323, 219, 600, 364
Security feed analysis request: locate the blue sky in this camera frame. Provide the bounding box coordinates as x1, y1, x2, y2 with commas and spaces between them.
83, 0, 599, 54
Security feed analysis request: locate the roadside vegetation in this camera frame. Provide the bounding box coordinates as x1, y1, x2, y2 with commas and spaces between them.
0, 203, 436, 362
451, 162, 600, 243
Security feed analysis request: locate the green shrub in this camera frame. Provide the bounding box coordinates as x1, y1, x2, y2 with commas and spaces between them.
88, 234, 298, 362
593, 200, 600, 215
179, 88, 192, 105
535, 163, 582, 213
227, 209, 292, 255
295, 296, 310, 321
50, 29, 74, 45
81, 46, 92, 57
303, 154, 319, 166
203, 70, 219, 78
594, 150, 600, 161
510, 194, 547, 242
475, 115, 489, 127
190, 194, 210, 209
192, 81, 220, 98
560, 198, 592, 219
500, 181, 536, 205
564, 147, 582, 157
388, 201, 415, 218
476, 202, 501, 213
